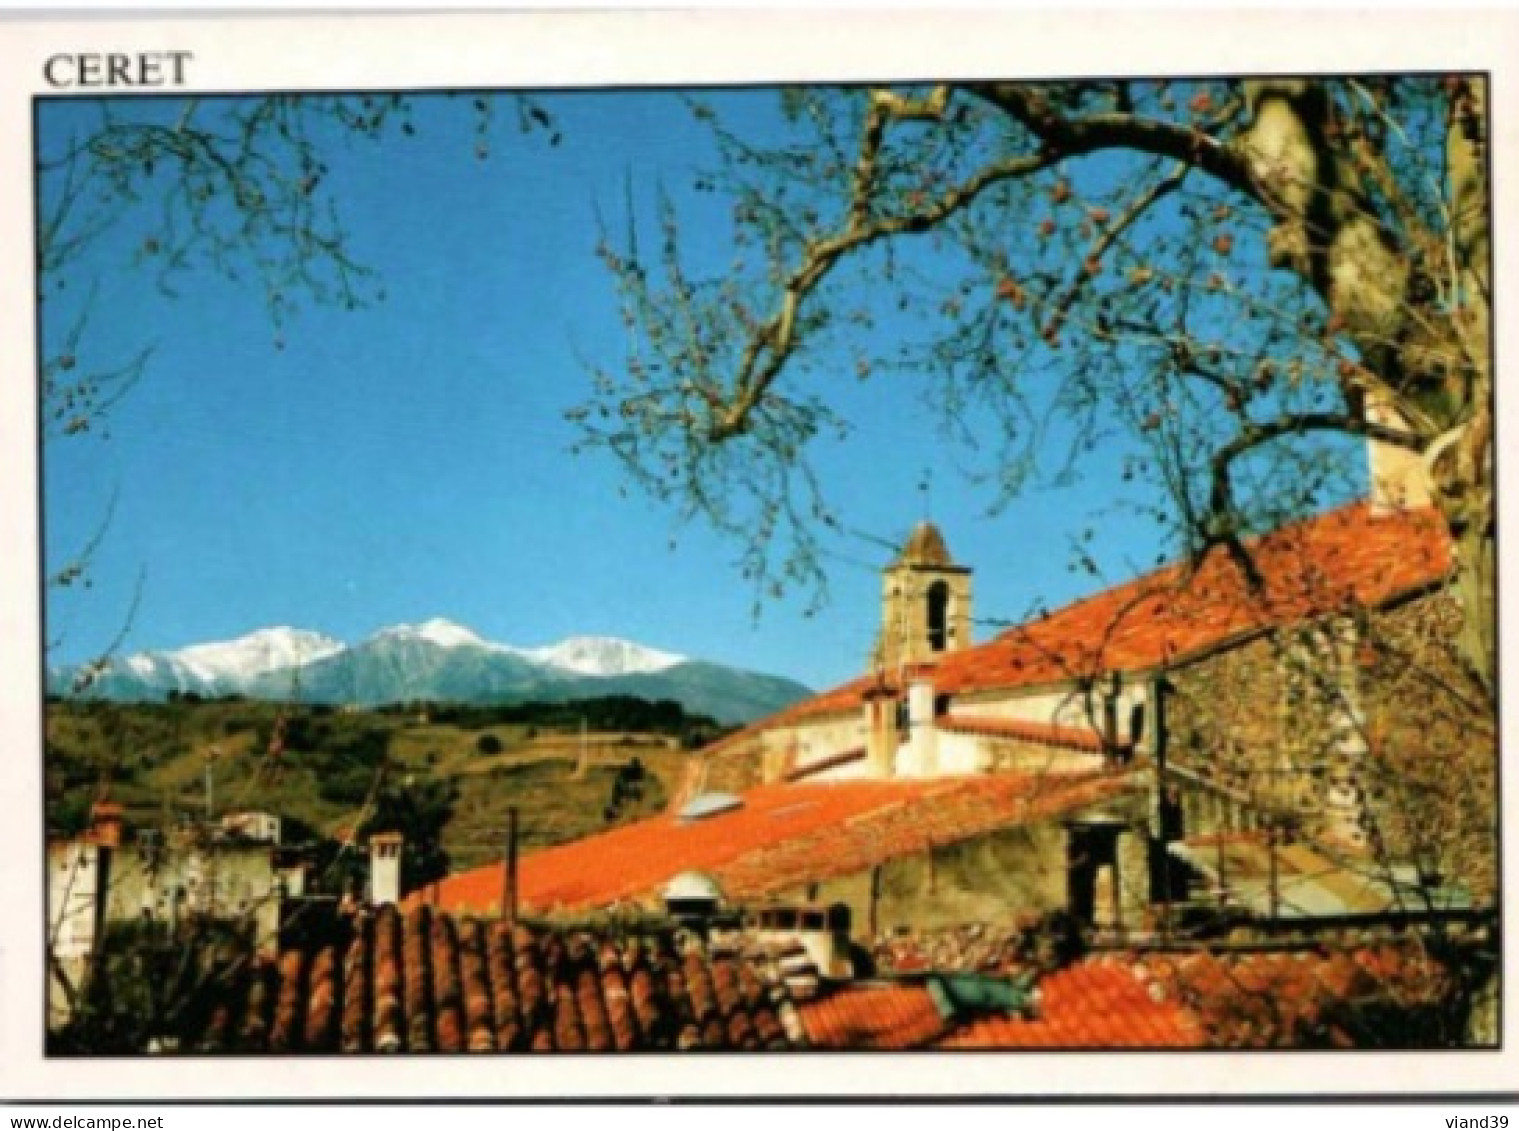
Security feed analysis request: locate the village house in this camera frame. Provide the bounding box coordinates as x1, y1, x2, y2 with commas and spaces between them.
45, 802, 324, 1028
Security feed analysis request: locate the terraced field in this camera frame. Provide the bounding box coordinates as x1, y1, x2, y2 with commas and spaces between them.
45, 699, 695, 866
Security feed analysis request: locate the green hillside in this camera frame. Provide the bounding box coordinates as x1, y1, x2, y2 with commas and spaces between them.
44, 695, 715, 872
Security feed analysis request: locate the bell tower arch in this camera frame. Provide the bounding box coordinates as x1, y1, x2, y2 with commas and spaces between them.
876, 522, 974, 673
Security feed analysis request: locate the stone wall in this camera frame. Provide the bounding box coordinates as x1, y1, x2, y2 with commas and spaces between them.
763, 799, 1152, 938
699, 732, 767, 796
1355, 592, 1497, 900
772, 822, 1070, 936
103, 842, 283, 951
1167, 614, 1383, 848
1163, 590, 1496, 899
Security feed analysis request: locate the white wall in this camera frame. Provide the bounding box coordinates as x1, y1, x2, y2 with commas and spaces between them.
949, 683, 1152, 747
934, 729, 989, 775
782, 714, 870, 775
47, 841, 102, 961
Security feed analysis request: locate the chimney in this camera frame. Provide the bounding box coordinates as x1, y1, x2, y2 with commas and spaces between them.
1366, 391, 1432, 514
369, 831, 404, 907
90, 801, 124, 849
905, 675, 938, 777
279, 859, 308, 899
862, 687, 899, 778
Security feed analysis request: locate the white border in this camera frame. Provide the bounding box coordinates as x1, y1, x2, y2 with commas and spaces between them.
0, 9, 1514, 1101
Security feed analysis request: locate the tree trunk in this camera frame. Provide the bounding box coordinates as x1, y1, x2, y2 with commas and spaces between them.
1436, 78, 1495, 700
1239, 80, 1495, 697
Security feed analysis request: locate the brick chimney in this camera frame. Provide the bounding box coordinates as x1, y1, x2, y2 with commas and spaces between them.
369, 831, 404, 906
90, 801, 124, 849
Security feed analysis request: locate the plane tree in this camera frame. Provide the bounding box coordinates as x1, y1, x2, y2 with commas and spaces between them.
575, 78, 1493, 701
575, 78, 1497, 1046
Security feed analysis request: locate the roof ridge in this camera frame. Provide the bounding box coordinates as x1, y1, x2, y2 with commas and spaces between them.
991, 499, 1391, 639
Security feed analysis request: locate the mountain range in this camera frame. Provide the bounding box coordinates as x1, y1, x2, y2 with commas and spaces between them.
47, 619, 811, 724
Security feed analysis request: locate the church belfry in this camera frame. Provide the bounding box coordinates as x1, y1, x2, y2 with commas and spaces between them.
876, 521, 974, 673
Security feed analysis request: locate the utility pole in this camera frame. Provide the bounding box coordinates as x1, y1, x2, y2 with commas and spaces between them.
867, 864, 882, 940
573, 716, 590, 780
205, 747, 216, 822
1267, 820, 1281, 925
502, 807, 519, 928
205, 747, 218, 920
1215, 798, 1229, 910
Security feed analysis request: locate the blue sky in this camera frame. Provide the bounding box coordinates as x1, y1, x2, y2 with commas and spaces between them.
40, 89, 1363, 691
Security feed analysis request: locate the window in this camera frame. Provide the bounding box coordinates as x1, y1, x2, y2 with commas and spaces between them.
926, 581, 950, 651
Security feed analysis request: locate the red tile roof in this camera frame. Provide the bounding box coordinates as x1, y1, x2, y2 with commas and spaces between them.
936, 502, 1448, 696
102, 916, 1463, 1052
716, 503, 1450, 741
937, 959, 1204, 1048
697, 677, 878, 762
425, 770, 1135, 916
796, 983, 951, 1050
800, 943, 1456, 1050
183, 905, 805, 1053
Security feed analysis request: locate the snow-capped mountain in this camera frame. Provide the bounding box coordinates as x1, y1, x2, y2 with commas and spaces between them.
49, 620, 805, 724
358, 621, 682, 676
163, 626, 345, 684
369, 617, 493, 651
79, 626, 344, 697
517, 635, 684, 676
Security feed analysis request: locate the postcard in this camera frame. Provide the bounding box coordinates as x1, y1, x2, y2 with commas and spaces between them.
0, 7, 1514, 1102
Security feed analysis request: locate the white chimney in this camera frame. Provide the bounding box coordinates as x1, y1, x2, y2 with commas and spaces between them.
369, 832, 403, 906
905, 676, 938, 777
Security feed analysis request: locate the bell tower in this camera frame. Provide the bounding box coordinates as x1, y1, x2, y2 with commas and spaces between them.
875, 521, 974, 674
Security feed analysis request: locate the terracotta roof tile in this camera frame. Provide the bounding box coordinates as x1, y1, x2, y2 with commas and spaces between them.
186, 905, 803, 1053
425, 771, 1134, 915
937, 960, 1206, 1048
130, 922, 1460, 1052
800, 942, 1451, 1050
799, 983, 949, 1050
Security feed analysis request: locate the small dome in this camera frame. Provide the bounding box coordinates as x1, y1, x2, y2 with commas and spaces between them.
678, 791, 744, 821
896, 521, 954, 567
663, 870, 725, 904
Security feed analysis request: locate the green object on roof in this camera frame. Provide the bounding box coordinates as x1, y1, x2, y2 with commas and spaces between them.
925, 970, 1037, 1022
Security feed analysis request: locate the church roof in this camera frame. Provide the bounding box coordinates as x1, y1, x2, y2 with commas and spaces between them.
894, 520, 955, 568
707, 502, 1451, 745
